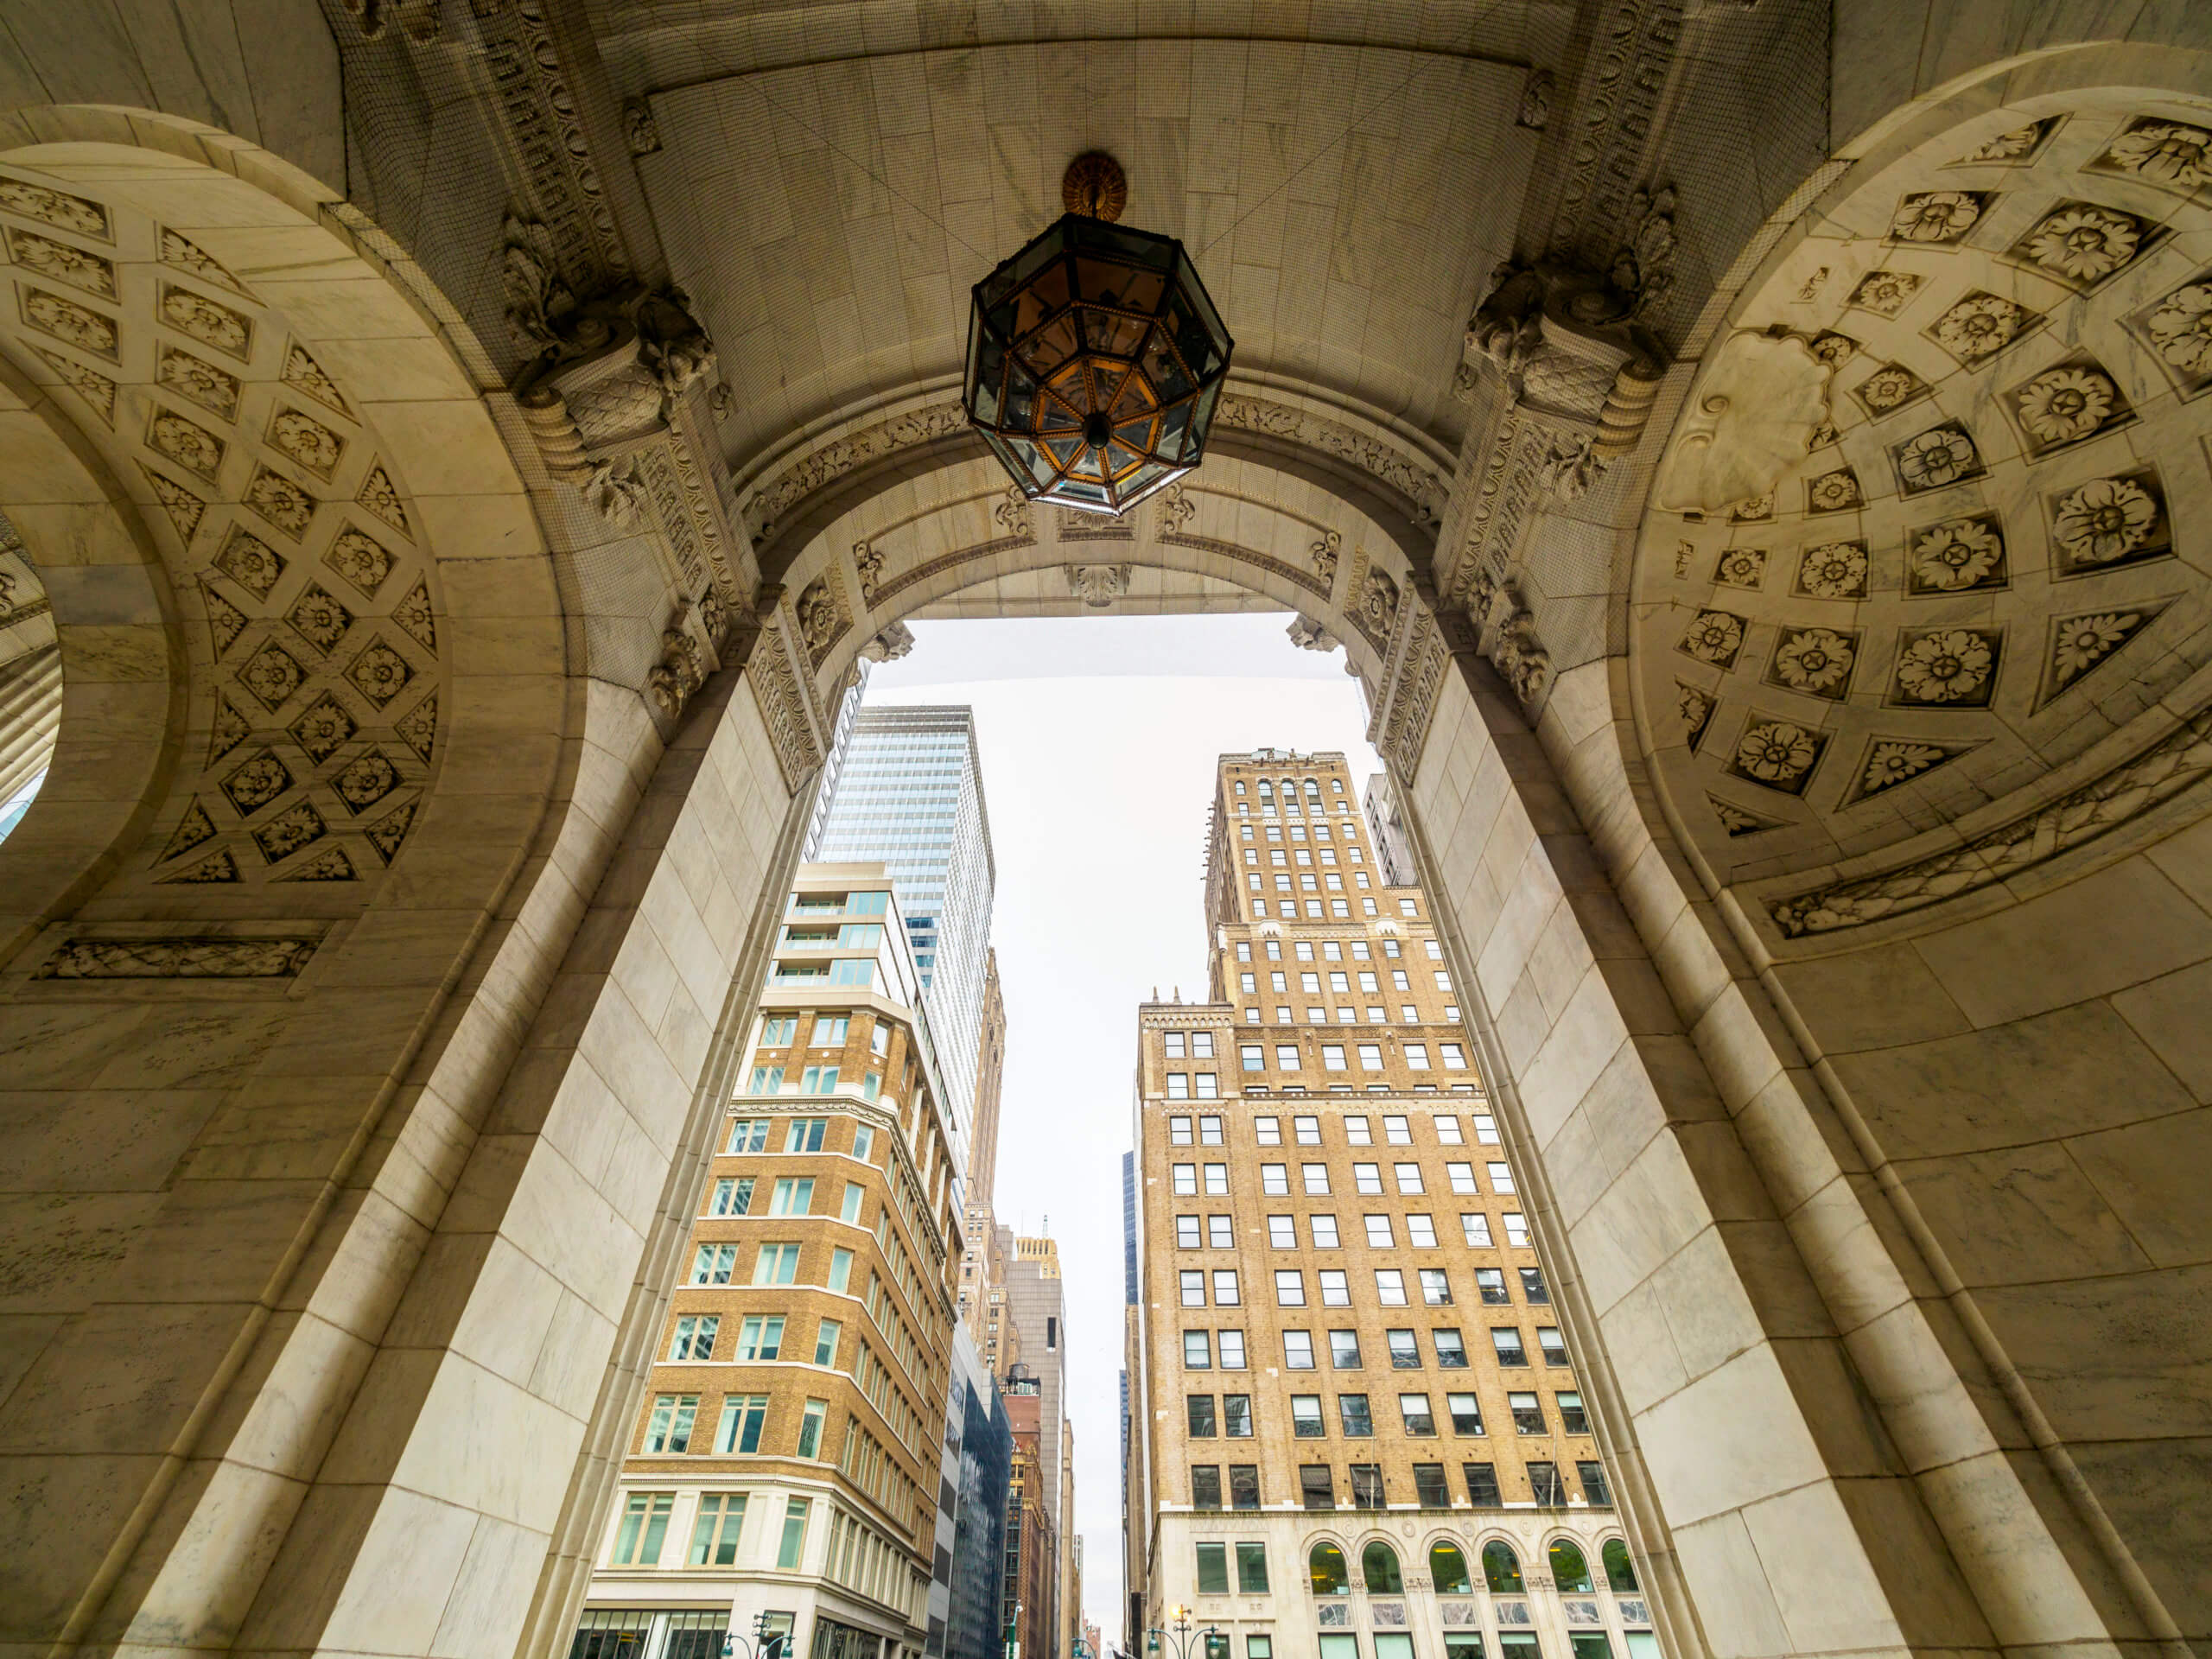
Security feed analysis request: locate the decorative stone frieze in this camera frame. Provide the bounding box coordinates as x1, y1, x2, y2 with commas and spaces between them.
32, 935, 321, 979
1468, 569, 1552, 704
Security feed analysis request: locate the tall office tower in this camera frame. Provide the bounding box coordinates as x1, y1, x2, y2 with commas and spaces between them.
1128, 753, 1653, 1659
578, 864, 978, 1659
970, 950, 1007, 1203
1360, 770, 1419, 888
1121, 1152, 1146, 1657
956, 952, 1009, 1351
813, 705, 997, 1160
803, 658, 873, 861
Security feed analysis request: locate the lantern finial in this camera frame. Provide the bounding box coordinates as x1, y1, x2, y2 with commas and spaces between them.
1062, 152, 1128, 222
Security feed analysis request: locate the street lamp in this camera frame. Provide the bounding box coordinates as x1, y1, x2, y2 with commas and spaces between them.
1146, 1605, 1225, 1659
721, 1612, 790, 1659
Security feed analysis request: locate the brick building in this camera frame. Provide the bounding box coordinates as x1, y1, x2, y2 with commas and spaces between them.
1126, 753, 1654, 1659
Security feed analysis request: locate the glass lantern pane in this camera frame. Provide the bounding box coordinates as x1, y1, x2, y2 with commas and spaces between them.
1173, 299, 1221, 384
1105, 440, 1141, 475
1143, 330, 1193, 402
1019, 314, 1083, 377
1123, 459, 1176, 500
1004, 360, 1039, 427
1109, 372, 1156, 423
1054, 478, 1109, 505
1038, 395, 1082, 432
1189, 378, 1224, 449
1176, 252, 1230, 346
1004, 435, 1049, 486
1010, 260, 1071, 337
1159, 396, 1195, 461
1042, 434, 1084, 467
1088, 221, 1181, 271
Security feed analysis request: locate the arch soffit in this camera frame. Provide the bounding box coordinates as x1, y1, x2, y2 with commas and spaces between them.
744, 421, 1445, 756
1624, 47, 2212, 954
0, 113, 564, 957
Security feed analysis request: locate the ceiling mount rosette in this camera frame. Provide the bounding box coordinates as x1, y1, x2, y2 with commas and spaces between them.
964, 154, 1235, 517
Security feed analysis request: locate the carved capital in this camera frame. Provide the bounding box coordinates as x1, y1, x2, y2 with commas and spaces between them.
861, 621, 916, 663
1469, 569, 1552, 706
1287, 614, 1339, 652
1067, 563, 1133, 607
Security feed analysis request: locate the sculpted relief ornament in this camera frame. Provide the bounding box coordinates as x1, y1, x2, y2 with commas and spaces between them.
1655, 331, 1832, 513
502, 211, 717, 509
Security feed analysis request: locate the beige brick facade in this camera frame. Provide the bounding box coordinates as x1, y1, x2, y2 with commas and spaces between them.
1130, 755, 1653, 1659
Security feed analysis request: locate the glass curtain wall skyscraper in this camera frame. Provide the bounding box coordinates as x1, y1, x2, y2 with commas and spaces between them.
811, 705, 995, 1166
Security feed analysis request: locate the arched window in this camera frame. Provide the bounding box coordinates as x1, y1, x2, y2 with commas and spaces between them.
1310, 1542, 1349, 1596
1305, 779, 1321, 798
1548, 1540, 1593, 1593
1603, 1539, 1639, 1594
1481, 1541, 1523, 1595
1429, 1541, 1471, 1594
1258, 781, 1274, 799
1361, 1541, 1403, 1594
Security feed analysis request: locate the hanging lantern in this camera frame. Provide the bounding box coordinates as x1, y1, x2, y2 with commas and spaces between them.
963, 153, 1235, 516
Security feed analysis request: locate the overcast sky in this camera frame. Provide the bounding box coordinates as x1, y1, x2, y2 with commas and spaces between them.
865, 613, 1383, 1644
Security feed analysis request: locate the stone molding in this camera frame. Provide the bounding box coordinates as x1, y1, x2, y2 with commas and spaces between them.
1766, 701, 2212, 938
31, 934, 321, 978
1369, 607, 1448, 779
743, 621, 823, 791
1546, 0, 1688, 268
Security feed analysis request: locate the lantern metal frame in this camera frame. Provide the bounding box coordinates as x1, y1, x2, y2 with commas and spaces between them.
963, 168, 1234, 517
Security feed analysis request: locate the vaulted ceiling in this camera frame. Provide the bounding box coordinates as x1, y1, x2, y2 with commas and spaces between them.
607, 6, 1561, 480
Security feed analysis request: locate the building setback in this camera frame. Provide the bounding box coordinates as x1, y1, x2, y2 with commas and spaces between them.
1128, 752, 1656, 1659
576, 865, 981, 1659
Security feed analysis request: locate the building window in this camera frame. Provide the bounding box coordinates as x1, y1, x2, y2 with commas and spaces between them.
1434, 1330, 1469, 1369
1186, 1395, 1217, 1437
1350, 1465, 1385, 1509
1191, 1465, 1222, 1510
1176, 1216, 1202, 1248
1491, 1328, 1529, 1367
1310, 1215, 1339, 1248
1446, 1162, 1477, 1194
1446, 1392, 1484, 1435
796, 1399, 828, 1459
1540, 1328, 1571, 1368
1173, 1164, 1198, 1195
1219, 1330, 1247, 1369
715, 1395, 766, 1453
1344, 1115, 1372, 1146
1321, 1045, 1346, 1071
1352, 1163, 1382, 1194
1329, 1329, 1361, 1369
852, 1124, 875, 1162
1204, 1163, 1229, 1195
1319, 1270, 1350, 1306
1268, 1215, 1295, 1247
1407, 1214, 1438, 1248
1166, 1032, 1187, 1058
1180, 1269, 1206, 1307
1196, 1073, 1219, 1099
1223, 1393, 1254, 1437
1476, 1268, 1509, 1304
776, 1497, 810, 1568
1521, 1267, 1551, 1304
1196, 1541, 1230, 1594
1386, 1328, 1421, 1370
1209, 1215, 1234, 1248
1375, 1269, 1408, 1306
769, 1178, 814, 1216
709, 1178, 753, 1216
1212, 1269, 1241, 1305
611, 1492, 674, 1565
840, 1182, 864, 1222
1274, 1270, 1306, 1306
1283, 1331, 1316, 1370
1482, 1541, 1522, 1592
1395, 1163, 1425, 1194
1241, 1045, 1264, 1071
1300, 1466, 1336, 1511
1605, 1538, 1638, 1591
1463, 1214, 1493, 1248
1421, 1268, 1452, 1306
737, 1315, 785, 1360
1529, 1461, 1567, 1506
1364, 1214, 1395, 1247
1510, 1392, 1547, 1434
1338, 1394, 1373, 1437
1184, 1332, 1212, 1369
1504, 1212, 1530, 1247
827, 1248, 853, 1293
670, 1314, 719, 1360
1357, 1044, 1383, 1071
1167, 1074, 1190, 1099
728, 1120, 771, 1153
1236, 1541, 1269, 1592
645, 1395, 697, 1453
687, 1492, 746, 1567
1170, 1116, 1193, 1144
1255, 1116, 1281, 1145
1294, 1116, 1323, 1145
1303, 1164, 1331, 1195
1261, 1164, 1289, 1195
1400, 1393, 1437, 1436
1558, 1390, 1589, 1433
813, 1319, 841, 1366
1291, 1395, 1325, 1437
1229, 1464, 1262, 1510
1440, 1044, 1468, 1070
1413, 1464, 1450, 1508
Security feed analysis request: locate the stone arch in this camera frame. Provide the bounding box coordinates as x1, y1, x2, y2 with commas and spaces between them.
0, 111, 685, 1658
0, 350, 177, 950
1593, 42, 2212, 1659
